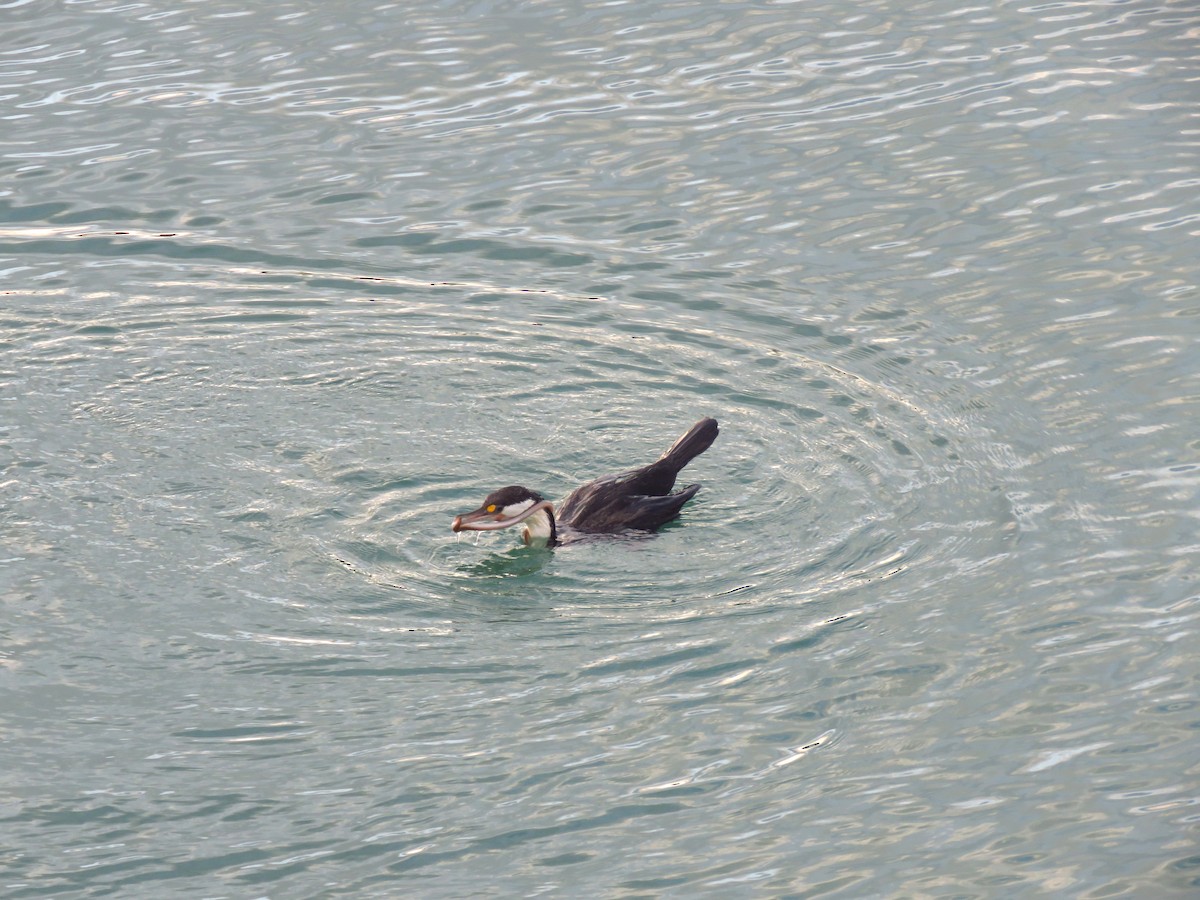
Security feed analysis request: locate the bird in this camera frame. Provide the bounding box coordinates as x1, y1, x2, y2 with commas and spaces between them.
451, 417, 719, 547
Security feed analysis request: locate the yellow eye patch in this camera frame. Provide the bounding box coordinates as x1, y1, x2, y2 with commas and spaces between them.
486, 504, 497, 513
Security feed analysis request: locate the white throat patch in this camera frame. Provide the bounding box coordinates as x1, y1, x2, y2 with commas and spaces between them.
521, 507, 554, 544
501, 499, 535, 519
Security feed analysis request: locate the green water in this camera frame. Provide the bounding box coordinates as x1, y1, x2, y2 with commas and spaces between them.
2, 0, 1197, 896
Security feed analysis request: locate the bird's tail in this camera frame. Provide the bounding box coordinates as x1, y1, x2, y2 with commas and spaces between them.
657, 417, 719, 473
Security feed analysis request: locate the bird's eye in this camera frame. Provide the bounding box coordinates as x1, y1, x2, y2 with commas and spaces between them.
486, 504, 496, 513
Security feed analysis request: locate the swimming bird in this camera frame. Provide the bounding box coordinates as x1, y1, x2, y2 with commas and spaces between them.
451, 417, 719, 547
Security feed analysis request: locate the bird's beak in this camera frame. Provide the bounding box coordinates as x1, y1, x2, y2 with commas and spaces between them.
451, 506, 502, 532
452, 500, 553, 533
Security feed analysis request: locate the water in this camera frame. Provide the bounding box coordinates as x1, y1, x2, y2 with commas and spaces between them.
2, 0, 1198, 896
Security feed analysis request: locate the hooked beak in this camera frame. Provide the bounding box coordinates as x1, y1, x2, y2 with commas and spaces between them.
452, 500, 554, 533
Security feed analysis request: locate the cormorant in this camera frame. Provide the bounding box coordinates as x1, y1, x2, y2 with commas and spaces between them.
451, 417, 719, 547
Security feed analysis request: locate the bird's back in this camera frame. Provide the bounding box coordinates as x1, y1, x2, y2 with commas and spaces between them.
557, 418, 717, 534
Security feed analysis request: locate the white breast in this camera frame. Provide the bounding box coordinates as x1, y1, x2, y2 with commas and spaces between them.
521, 508, 554, 545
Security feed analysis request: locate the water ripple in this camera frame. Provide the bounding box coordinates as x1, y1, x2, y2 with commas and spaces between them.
3, 0, 1197, 895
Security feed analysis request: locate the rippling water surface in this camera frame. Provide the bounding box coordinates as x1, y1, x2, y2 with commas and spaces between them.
3, 0, 1198, 896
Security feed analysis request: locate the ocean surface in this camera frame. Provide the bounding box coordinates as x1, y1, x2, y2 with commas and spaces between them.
2, 0, 1198, 896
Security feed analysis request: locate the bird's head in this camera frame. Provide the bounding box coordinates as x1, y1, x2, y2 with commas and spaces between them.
452, 486, 556, 544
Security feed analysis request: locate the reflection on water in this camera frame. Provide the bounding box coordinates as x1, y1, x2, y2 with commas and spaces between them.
456, 545, 555, 579
2, 0, 1197, 896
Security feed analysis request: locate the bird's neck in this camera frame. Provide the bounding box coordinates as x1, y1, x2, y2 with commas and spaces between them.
522, 505, 557, 546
